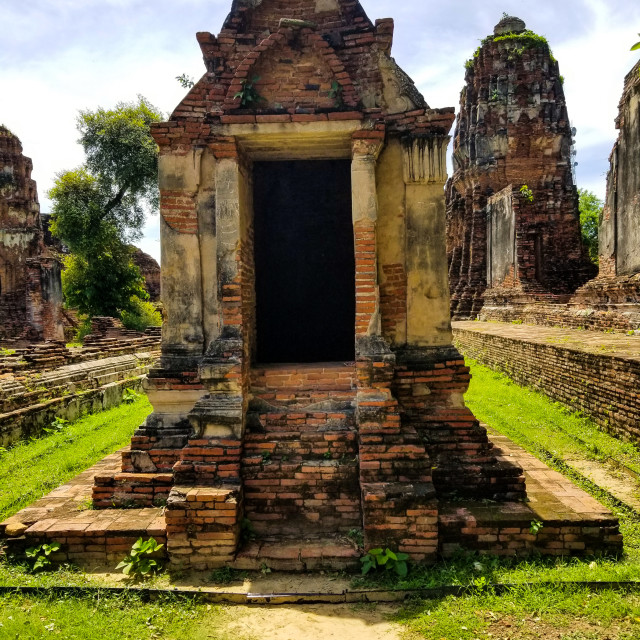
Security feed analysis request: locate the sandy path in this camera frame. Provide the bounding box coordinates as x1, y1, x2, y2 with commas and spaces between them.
221, 603, 406, 640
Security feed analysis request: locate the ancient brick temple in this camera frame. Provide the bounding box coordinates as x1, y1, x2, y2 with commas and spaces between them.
93, 0, 527, 570
0, 127, 64, 342
563, 61, 640, 330
446, 16, 594, 321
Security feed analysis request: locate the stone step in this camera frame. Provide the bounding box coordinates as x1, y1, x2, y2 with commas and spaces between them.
241, 458, 362, 536
233, 536, 360, 571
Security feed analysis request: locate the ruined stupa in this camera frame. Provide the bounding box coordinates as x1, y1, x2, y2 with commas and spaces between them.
446, 16, 595, 321
0, 126, 64, 341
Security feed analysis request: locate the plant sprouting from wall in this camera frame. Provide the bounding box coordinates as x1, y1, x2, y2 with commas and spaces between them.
176, 74, 195, 89
520, 185, 534, 203
329, 80, 344, 109
234, 76, 264, 108
633, 34, 640, 76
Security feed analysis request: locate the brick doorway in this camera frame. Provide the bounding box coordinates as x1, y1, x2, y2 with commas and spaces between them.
253, 160, 355, 363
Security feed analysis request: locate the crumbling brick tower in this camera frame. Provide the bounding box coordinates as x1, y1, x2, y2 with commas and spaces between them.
94, 0, 525, 570
0, 126, 64, 342
446, 16, 595, 320
567, 60, 640, 330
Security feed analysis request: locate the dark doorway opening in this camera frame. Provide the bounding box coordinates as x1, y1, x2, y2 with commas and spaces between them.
253, 160, 355, 363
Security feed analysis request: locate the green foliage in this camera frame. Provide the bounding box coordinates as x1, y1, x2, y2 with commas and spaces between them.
631, 34, 640, 51
233, 76, 264, 108
529, 519, 544, 535
0, 347, 16, 357
49, 97, 162, 318
176, 73, 195, 89
120, 295, 162, 331
347, 528, 364, 549
25, 542, 62, 572
209, 566, 247, 585
43, 417, 70, 434
360, 548, 409, 577
61, 250, 147, 318
73, 316, 93, 343
122, 388, 141, 404
519, 184, 534, 202
328, 80, 344, 108
578, 187, 602, 265
115, 537, 164, 578
475, 29, 555, 63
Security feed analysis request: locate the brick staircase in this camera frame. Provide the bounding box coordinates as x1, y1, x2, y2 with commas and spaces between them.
238, 363, 362, 566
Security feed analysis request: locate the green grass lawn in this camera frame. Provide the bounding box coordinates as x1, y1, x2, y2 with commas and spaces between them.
0, 591, 233, 640
0, 395, 151, 523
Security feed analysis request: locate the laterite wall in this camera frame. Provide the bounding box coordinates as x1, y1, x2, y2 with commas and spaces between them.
453, 326, 640, 443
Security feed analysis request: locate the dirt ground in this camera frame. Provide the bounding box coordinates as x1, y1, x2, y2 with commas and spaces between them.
219, 603, 405, 640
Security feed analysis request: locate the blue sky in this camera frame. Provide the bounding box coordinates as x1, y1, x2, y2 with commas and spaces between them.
2, 0, 639, 261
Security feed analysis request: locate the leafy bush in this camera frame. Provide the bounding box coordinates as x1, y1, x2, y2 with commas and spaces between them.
120, 296, 162, 332
116, 537, 164, 578
122, 388, 140, 404
360, 547, 409, 577
25, 542, 62, 572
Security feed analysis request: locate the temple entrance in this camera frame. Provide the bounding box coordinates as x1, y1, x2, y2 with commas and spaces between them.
253, 160, 355, 363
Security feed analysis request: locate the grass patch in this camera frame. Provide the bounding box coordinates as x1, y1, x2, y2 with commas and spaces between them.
464, 360, 640, 552
0, 591, 232, 640
0, 396, 151, 522
397, 584, 640, 640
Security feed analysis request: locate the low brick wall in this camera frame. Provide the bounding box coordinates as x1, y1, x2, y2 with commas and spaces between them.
453, 324, 640, 443
0, 377, 146, 447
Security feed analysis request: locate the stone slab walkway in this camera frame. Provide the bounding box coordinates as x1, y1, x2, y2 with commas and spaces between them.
453, 320, 640, 361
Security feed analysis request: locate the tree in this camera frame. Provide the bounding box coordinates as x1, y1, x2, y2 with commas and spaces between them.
577, 188, 602, 265
49, 96, 163, 319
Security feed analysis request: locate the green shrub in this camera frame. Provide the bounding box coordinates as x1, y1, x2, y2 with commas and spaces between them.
120, 296, 162, 332
116, 537, 164, 578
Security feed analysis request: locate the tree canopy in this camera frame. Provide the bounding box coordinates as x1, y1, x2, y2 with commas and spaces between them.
577, 188, 602, 266
49, 96, 164, 319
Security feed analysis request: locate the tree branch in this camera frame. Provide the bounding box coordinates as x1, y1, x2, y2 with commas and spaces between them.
102, 183, 129, 218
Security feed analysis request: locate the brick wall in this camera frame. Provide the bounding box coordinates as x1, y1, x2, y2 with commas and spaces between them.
453, 326, 640, 442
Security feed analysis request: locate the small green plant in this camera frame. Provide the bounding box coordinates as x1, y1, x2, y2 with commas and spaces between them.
209, 566, 247, 585
490, 88, 500, 101
360, 547, 409, 577
25, 542, 62, 572
260, 562, 272, 576
261, 451, 271, 463
529, 519, 544, 535
76, 498, 94, 512
234, 76, 263, 108
632, 34, 640, 51
122, 388, 141, 405
116, 536, 164, 578
347, 528, 364, 549
520, 184, 534, 203
511, 319, 523, 325
328, 80, 344, 108
240, 517, 256, 543
44, 417, 70, 434
176, 73, 195, 89
0, 347, 16, 357
323, 450, 332, 459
